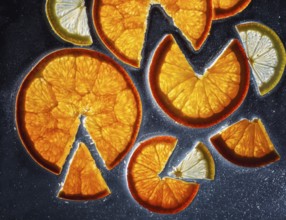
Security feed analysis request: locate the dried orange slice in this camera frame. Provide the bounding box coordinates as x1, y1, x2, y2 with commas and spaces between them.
93, 0, 213, 67
127, 136, 199, 214
171, 142, 215, 180
211, 119, 280, 167
236, 22, 286, 96
16, 48, 142, 174
58, 142, 110, 200
149, 35, 250, 128
213, 0, 251, 20
46, 0, 93, 45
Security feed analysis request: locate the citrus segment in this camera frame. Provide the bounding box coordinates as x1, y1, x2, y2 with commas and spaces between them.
16, 49, 141, 174
211, 119, 280, 167
149, 35, 250, 128
58, 143, 110, 200
127, 136, 199, 214
236, 22, 286, 96
93, 0, 213, 67
213, 0, 251, 19
46, 0, 93, 45
171, 142, 215, 180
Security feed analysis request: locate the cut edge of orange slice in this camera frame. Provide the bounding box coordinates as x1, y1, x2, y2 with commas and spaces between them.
149, 34, 250, 128
58, 142, 111, 201
16, 48, 142, 175
127, 136, 199, 214
210, 118, 280, 167
213, 0, 251, 20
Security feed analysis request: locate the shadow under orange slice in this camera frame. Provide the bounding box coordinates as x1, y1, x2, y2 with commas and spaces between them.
211, 119, 280, 167
149, 35, 250, 128
16, 48, 142, 175
213, 0, 251, 20
93, 0, 213, 67
58, 142, 110, 200
127, 136, 199, 214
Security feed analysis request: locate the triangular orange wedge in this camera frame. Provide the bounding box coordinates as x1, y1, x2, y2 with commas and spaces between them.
58, 142, 110, 200
93, 0, 213, 67
213, 0, 251, 20
149, 35, 250, 128
211, 119, 280, 167
16, 48, 142, 174
127, 136, 199, 214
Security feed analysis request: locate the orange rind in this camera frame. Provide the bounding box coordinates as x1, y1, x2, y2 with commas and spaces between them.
149, 35, 250, 128
211, 118, 280, 167
16, 48, 142, 174
127, 136, 199, 214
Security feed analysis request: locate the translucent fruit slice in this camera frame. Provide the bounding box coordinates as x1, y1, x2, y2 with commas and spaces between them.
127, 136, 199, 214
236, 22, 286, 96
93, 0, 213, 67
211, 119, 280, 167
213, 0, 251, 20
58, 143, 110, 200
16, 48, 142, 174
46, 0, 93, 45
171, 142, 215, 180
149, 35, 250, 128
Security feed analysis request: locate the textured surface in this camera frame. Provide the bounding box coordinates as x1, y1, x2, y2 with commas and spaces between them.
1, 0, 286, 219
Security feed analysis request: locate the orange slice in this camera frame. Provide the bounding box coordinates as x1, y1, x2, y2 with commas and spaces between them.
211, 119, 280, 167
58, 142, 110, 200
16, 48, 142, 174
213, 0, 251, 20
127, 136, 199, 214
149, 35, 250, 128
93, 0, 213, 67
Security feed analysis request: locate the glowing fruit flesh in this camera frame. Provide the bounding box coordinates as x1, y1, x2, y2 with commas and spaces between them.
213, 0, 251, 19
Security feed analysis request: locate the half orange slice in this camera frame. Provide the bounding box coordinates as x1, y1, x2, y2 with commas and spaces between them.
93, 0, 213, 67
149, 35, 250, 128
213, 0, 251, 20
211, 119, 280, 167
16, 48, 142, 174
127, 136, 199, 214
58, 142, 110, 200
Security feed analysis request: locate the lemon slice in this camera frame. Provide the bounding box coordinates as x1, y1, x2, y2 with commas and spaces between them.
171, 142, 215, 180
236, 22, 286, 96
46, 0, 92, 46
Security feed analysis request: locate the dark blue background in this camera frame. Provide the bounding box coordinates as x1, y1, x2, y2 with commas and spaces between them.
0, 0, 286, 219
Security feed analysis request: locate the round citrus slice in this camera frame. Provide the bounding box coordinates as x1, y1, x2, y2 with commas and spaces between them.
213, 0, 251, 20
93, 0, 213, 67
149, 34, 250, 128
236, 22, 286, 96
58, 142, 110, 200
211, 118, 280, 167
127, 136, 199, 214
46, 0, 93, 46
16, 48, 142, 174
171, 142, 215, 180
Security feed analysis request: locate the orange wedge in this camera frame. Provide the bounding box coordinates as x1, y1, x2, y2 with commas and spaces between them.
127, 136, 199, 214
213, 0, 251, 20
93, 0, 213, 67
211, 119, 280, 167
58, 142, 110, 200
16, 48, 142, 174
149, 35, 250, 128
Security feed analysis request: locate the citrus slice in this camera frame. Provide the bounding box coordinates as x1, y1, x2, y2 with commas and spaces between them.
211, 119, 280, 167
213, 0, 251, 20
58, 142, 110, 200
171, 142, 215, 180
127, 136, 199, 214
236, 22, 286, 96
149, 35, 250, 128
93, 0, 213, 67
16, 48, 142, 174
46, 0, 93, 46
